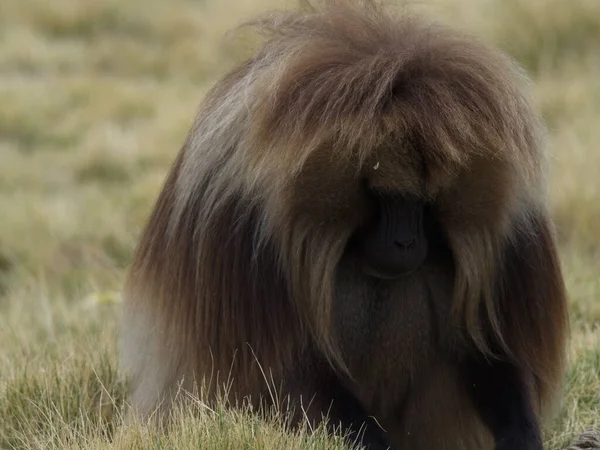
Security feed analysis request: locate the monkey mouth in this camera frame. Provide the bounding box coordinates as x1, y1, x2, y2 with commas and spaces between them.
360, 262, 421, 280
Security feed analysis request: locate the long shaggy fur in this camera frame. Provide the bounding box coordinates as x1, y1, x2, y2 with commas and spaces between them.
121, 0, 568, 443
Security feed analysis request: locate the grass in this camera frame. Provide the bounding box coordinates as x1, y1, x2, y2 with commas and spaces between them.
0, 0, 599, 448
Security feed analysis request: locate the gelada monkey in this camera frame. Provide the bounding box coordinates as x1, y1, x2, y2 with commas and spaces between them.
120, 1, 568, 449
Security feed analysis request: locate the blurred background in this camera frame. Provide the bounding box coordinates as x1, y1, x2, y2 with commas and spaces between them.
0, 0, 598, 448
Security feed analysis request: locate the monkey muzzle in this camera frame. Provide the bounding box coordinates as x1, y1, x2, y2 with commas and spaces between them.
356, 195, 429, 279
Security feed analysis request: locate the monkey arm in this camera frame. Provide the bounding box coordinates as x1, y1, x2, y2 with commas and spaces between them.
460, 210, 568, 450
461, 356, 543, 450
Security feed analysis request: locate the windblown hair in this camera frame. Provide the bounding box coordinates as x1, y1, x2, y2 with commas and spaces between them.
121, 0, 568, 428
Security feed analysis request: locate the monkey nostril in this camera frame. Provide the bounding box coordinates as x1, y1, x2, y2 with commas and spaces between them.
394, 238, 415, 249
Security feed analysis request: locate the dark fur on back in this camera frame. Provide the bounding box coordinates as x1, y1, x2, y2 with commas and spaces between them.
121, 0, 568, 439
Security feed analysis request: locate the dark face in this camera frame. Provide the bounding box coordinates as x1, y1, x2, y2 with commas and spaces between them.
352, 192, 431, 279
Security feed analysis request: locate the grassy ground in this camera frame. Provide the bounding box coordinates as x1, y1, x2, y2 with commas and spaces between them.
0, 0, 599, 448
